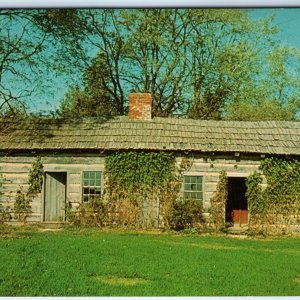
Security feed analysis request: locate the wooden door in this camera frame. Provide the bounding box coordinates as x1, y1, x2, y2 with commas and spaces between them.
44, 172, 67, 222
232, 209, 248, 225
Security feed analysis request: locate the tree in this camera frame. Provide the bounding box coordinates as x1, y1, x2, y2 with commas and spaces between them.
224, 46, 300, 120
32, 9, 90, 74
59, 53, 119, 119
14, 9, 300, 120
0, 10, 49, 116
119, 9, 190, 116
184, 10, 260, 119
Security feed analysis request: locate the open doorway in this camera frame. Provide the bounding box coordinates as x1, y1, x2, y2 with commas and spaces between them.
225, 177, 248, 226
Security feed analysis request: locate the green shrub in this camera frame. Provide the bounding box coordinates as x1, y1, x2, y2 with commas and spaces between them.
13, 189, 31, 222
0, 205, 11, 224
167, 198, 204, 231
68, 197, 108, 227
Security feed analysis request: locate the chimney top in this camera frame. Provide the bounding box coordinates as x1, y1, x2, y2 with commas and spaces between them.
128, 93, 152, 121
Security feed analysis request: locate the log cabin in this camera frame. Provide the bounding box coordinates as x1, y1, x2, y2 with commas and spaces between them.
0, 93, 299, 226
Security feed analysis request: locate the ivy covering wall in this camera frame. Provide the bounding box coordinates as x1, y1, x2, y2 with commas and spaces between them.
102, 151, 177, 227
209, 170, 228, 230
246, 157, 300, 234
104, 151, 175, 195
13, 157, 44, 223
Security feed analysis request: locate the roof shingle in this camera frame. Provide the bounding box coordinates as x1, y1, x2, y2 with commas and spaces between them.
0, 117, 299, 155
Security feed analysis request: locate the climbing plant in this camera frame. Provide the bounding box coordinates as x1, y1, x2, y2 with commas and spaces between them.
27, 156, 44, 198
14, 188, 31, 222
105, 151, 175, 193
246, 157, 300, 235
103, 152, 206, 230
104, 151, 177, 228
13, 157, 44, 222
0, 171, 4, 204
0, 171, 11, 223
209, 170, 228, 230
246, 171, 265, 233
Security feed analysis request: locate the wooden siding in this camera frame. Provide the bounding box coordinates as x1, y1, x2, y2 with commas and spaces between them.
0, 154, 105, 222
0, 153, 262, 222
176, 154, 261, 208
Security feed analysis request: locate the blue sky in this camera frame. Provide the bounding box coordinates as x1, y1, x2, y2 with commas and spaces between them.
251, 8, 300, 48
23, 8, 300, 113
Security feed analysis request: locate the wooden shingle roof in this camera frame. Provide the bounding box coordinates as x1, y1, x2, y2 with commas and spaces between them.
0, 117, 299, 155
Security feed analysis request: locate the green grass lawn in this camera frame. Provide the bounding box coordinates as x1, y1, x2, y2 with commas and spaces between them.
0, 226, 299, 296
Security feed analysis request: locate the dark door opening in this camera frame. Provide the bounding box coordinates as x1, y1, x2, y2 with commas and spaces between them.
225, 177, 248, 226
44, 172, 67, 222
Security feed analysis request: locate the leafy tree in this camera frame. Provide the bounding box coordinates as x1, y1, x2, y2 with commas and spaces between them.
59, 53, 119, 118
0, 10, 49, 115
0, 9, 89, 118
51, 9, 299, 120
119, 9, 189, 116
6, 8, 300, 120
224, 46, 300, 120
184, 10, 264, 119
32, 9, 90, 74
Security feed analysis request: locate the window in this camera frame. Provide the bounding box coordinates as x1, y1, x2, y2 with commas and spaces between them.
183, 175, 203, 201
82, 171, 101, 202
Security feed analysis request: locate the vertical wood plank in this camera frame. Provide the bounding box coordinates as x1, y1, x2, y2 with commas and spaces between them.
44, 172, 66, 221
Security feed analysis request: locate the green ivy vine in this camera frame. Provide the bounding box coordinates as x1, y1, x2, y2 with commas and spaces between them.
104, 151, 180, 228
246, 157, 300, 234
103, 152, 207, 230
0, 170, 11, 223
104, 151, 175, 194
27, 156, 44, 198
246, 171, 264, 230
209, 170, 228, 230
14, 157, 44, 222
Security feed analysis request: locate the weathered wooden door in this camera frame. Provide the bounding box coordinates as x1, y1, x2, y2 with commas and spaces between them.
225, 177, 248, 226
44, 172, 67, 222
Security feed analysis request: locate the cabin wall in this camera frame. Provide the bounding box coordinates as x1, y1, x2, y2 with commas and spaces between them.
175, 154, 263, 209
0, 152, 263, 223
0, 154, 105, 222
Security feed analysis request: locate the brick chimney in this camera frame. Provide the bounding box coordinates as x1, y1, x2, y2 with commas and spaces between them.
128, 93, 152, 120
